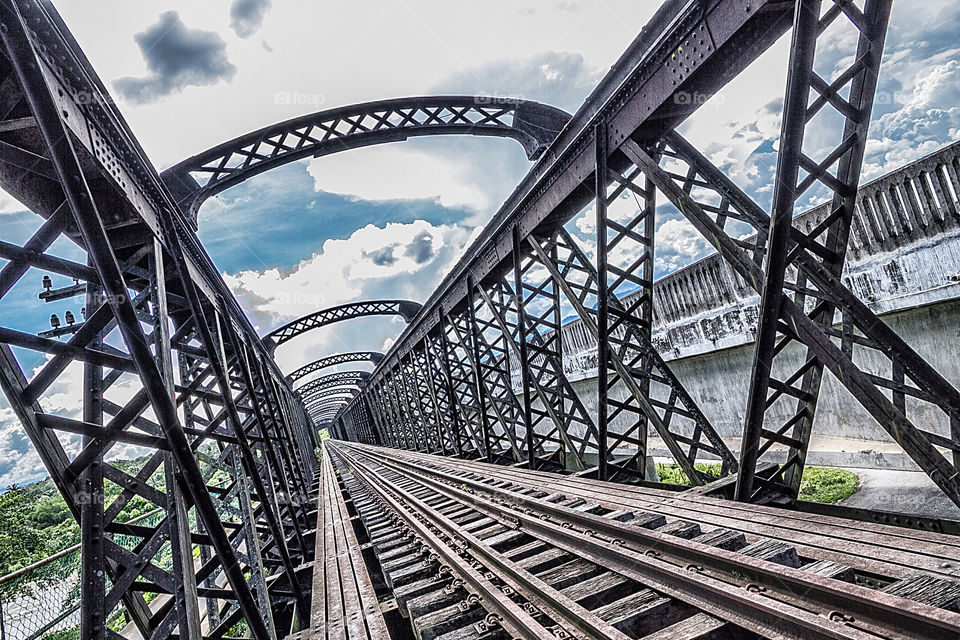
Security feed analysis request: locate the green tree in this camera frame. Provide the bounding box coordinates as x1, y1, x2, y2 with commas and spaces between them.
29, 494, 71, 528
0, 487, 49, 574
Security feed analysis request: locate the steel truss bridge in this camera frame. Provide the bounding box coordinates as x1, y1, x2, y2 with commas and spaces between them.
0, 0, 958, 639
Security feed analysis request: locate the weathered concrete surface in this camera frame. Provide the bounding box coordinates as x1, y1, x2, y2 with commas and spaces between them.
572, 295, 960, 467
841, 469, 960, 520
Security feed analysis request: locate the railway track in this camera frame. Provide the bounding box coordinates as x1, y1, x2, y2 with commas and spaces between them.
296, 441, 960, 640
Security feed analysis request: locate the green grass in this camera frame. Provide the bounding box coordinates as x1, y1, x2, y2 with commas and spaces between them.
656, 463, 859, 504
797, 467, 859, 503
655, 463, 723, 485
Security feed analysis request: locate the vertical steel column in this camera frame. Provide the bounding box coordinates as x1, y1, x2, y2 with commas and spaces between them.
466, 279, 494, 462
369, 386, 395, 447
398, 359, 430, 452
738, 0, 820, 501
437, 326, 478, 457
151, 243, 202, 637
235, 447, 278, 638
178, 349, 221, 631
79, 279, 105, 640
635, 173, 656, 475
736, 0, 895, 501
594, 123, 611, 480
512, 227, 536, 468
413, 344, 449, 454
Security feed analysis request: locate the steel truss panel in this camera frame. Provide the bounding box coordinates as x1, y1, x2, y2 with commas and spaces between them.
0, 1, 316, 637
344, 0, 797, 480
342, 0, 960, 513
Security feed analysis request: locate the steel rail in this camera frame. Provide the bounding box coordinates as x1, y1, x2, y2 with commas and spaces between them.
336, 441, 960, 640
335, 443, 827, 639
382, 443, 960, 580
326, 446, 569, 640
333, 444, 636, 640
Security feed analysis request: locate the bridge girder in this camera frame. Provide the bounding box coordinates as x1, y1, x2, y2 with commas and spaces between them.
3, 1, 960, 638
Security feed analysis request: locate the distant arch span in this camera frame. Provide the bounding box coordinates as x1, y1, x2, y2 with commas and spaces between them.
264, 300, 421, 353
296, 370, 370, 401
302, 385, 363, 407
308, 398, 353, 418
287, 351, 384, 382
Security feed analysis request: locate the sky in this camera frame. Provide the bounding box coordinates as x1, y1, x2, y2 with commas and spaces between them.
1, 0, 959, 487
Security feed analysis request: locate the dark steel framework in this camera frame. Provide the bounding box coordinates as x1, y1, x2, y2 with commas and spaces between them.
338, 0, 960, 510
0, 0, 317, 638
160, 97, 571, 223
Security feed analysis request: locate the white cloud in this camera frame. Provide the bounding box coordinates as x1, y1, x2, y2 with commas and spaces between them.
307, 142, 493, 212
654, 218, 714, 274
864, 59, 960, 179
0, 191, 28, 215
224, 219, 474, 372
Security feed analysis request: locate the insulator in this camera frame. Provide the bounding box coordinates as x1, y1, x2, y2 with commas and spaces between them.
64, 311, 75, 325
50, 314, 60, 329
42, 275, 52, 290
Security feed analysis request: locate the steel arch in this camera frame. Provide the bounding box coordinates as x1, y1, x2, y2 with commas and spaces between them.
300, 383, 364, 403
310, 398, 353, 413
161, 96, 572, 222
303, 386, 362, 407
288, 351, 385, 382
264, 299, 422, 352
308, 394, 356, 411
295, 370, 370, 398
304, 391, 363, 413
309, 400, 353, 419
312, 410, 348, 422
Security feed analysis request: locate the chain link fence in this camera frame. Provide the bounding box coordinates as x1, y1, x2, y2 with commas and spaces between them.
0, 509, 165, 640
